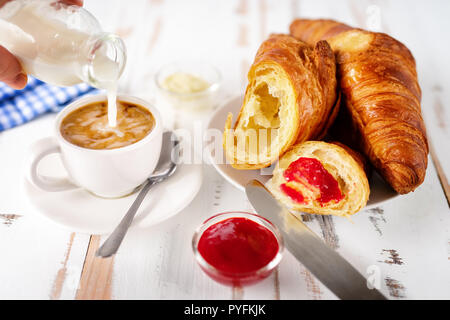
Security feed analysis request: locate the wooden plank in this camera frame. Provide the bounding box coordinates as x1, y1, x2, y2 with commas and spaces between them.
0, 111, 91, 299
429, 142, 450, 206
0, 213, 90, 299
50, 232, 76, 300
75, 235, 115, 300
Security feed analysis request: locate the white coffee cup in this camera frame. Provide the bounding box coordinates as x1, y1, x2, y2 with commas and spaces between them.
27, 94, 163, 198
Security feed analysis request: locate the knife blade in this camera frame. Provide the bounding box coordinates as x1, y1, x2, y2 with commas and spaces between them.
245, 179, 387, 300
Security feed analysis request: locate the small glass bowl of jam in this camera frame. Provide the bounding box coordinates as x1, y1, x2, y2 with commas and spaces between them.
192, 211, 284, 287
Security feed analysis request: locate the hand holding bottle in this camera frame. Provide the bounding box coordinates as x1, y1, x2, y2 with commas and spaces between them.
0, 0, 84, 89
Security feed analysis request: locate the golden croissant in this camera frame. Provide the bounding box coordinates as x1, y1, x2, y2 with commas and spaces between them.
290, 19, 428, 194
269, 141, 370, 217
223, 34, 339, 169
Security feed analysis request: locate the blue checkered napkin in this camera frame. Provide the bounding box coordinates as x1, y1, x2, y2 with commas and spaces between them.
0, 77, 98, 131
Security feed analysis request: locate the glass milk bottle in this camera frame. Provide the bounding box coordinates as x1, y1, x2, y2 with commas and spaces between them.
0, 0, 126, 89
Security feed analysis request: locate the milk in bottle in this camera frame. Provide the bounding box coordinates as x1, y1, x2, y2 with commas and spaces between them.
0, 0, 126, 127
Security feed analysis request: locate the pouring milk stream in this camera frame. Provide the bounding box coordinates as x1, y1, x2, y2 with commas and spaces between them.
0, 0, 126, 128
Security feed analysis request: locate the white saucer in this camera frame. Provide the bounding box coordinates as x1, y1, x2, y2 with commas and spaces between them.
206, 95, 398, 210
24, 152, 202, 234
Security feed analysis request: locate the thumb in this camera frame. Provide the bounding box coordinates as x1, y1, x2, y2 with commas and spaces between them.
0, 46, 27, 89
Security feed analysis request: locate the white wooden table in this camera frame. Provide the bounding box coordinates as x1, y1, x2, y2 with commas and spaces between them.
0, 0, 449, 300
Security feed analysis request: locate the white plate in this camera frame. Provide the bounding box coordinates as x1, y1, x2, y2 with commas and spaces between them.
206, 95, 398, 210
24, 152, 202, 234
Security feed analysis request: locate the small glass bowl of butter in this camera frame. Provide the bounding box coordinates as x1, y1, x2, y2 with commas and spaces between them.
154, 61, 221, 112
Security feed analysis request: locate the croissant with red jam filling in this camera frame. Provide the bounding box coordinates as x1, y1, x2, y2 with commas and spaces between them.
269, 141, 369, 217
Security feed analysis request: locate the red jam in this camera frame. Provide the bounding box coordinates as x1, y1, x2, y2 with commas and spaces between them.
197, 217, 279, 277
280, 183, 305, 204
281, 157, 344, 206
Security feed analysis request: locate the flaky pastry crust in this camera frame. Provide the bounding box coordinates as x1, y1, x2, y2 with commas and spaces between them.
290, 19, 428, 194
223, 34, 339, 169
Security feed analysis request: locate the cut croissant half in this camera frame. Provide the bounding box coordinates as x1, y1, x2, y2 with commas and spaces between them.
268, 141, 370, 217
223, 34, 339, 169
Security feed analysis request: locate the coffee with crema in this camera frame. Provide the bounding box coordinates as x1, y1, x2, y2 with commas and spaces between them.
60, 101, 155, 150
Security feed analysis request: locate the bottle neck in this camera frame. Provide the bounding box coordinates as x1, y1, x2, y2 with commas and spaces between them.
79, 32, 126, 89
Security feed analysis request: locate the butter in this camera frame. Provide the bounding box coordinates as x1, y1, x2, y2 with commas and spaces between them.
161, 72, 210, 94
